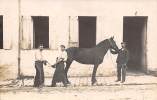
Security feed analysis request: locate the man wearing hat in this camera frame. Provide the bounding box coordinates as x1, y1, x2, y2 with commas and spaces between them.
34, 44, 47, 88
110, 42, 129, 83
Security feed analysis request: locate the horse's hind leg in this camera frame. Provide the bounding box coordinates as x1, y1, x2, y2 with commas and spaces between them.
91, 64, 99, 85
65, 60, 72, 84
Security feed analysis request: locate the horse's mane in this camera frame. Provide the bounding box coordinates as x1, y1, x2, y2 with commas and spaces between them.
96, 39, 109, 47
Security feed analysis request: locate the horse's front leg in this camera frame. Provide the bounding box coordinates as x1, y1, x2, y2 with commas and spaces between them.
91, 64, 99, 85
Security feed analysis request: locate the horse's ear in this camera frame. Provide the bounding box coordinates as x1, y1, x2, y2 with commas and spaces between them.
111, 36, 114, 39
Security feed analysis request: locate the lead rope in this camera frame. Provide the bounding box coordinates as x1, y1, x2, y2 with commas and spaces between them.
109, 51, 116, 68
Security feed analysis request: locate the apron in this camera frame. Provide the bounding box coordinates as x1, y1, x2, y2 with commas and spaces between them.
52, 61, 66, 83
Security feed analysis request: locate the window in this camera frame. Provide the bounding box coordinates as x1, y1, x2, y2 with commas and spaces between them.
0, 16, 3, 49
32, 16, 49, 48
78, 16, 96, 48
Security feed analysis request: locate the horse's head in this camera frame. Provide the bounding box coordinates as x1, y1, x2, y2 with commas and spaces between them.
108, 36, 119, 51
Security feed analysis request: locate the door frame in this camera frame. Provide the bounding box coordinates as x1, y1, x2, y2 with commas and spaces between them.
123, 16, 148, 72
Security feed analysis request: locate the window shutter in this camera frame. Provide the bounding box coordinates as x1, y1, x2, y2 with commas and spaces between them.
69, 16, 78, 47
21, 16, 33, 49
3, 15, 12, 49
49, 16, 57, 49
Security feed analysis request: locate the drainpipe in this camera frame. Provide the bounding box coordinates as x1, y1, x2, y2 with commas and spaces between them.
68, 16, 71, 47
17, 0, 21, 78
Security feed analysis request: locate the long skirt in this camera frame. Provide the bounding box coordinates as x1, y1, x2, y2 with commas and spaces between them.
51, 61, 67, 86
34, 61, 44, 87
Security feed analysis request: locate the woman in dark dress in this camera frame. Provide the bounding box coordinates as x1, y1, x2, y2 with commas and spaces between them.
51, 45, 68, 87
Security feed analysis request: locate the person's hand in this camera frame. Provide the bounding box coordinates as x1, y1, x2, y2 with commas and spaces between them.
110, 48, 113, 51
123, 63, 127, 66
43, 60, 47, 65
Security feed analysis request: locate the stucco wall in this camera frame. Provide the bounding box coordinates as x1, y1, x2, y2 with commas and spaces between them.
0, 0, 19, 79
0, 0, 157, 79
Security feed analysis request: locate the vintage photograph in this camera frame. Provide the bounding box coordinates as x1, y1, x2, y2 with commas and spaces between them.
0, 0, 157, 100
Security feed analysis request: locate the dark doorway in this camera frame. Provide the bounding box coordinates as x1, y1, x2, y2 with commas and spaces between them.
78, 16, 96, 48
0, 16, 3, 49
32, 16, 49, 48
123, 16, 147, 71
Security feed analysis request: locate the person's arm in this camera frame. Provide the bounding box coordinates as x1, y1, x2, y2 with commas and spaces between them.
110, 49, 119, 54
122, 49, 129, 66
44, 60, 52, 67
41, 52, 49, 65
125, 50, 129, 63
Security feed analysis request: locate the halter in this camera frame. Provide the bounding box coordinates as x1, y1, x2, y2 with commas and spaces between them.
108, 38, 119, 52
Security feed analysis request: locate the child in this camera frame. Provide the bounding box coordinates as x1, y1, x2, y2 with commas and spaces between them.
51, 45, 68, 87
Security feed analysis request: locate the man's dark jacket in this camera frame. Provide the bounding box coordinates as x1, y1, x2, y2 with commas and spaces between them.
110, 48, 129, 65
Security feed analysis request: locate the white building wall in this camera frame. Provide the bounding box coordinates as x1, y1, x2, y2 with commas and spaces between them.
0, 0, 19, 79
0, 0, 157, 79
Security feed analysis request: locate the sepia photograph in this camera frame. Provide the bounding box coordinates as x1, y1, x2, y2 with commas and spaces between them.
0, 0, 157, 100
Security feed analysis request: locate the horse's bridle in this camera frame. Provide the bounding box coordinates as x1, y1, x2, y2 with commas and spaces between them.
108, 39, 119, 51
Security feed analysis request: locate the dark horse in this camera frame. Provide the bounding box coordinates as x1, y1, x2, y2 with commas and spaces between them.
65, 36, 119, 85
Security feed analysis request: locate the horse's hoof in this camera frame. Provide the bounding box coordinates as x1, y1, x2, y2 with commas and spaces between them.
63, 84, 68, 87
67, 81, 71, 84
91, 80, 97, 85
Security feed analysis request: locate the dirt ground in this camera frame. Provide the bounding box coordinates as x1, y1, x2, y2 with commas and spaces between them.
0, 72, 157, 100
